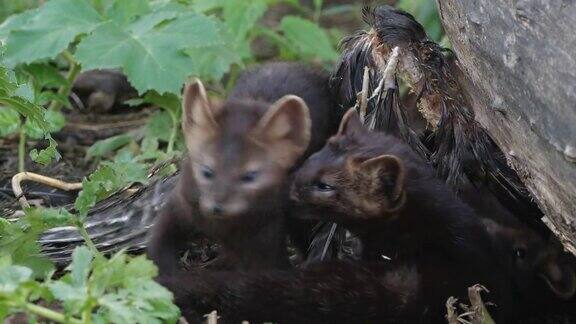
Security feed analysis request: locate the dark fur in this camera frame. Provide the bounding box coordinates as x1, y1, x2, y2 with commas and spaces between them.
461, 184, 576, 322
159, 261, 435, 323
290, 111, 514, 321
147, 62, 340, 274
160, 112, 515, 323
71, 69, 137, 113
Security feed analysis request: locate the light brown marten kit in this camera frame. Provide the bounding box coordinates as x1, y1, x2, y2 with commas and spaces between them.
147, 62, 340, 274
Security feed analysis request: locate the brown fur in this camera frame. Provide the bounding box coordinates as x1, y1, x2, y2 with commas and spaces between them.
148, 62, 341, 274
290, 108, 515, 321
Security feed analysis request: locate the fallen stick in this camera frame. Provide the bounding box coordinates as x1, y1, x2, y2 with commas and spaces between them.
11, 172, 83, 209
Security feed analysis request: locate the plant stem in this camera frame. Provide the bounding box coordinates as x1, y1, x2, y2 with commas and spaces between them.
25, 303, 82, 324
74, 219, 100, 258
225, 64, 239, 95
166, 110, 177, 154
18, 126, 26, 173
48, 50, 81, 111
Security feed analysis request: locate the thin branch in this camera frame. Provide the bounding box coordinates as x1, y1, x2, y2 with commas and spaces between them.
359, 66, 370, 124
11, 172, 82, 209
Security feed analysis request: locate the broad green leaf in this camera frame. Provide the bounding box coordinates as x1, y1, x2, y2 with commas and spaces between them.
29, 135, 61, 166
223, 0, 267, 44
0, 107, 21, 137
0, 265, 32, 293
105, 0, 151, 25
0, 8, 38, 41
69, 246, 94, 287
191, 0, 223, 13
143, 91, 180, 114
185, 26, 243, 80
280, 16, 338, 62
87, 134, 133, 158
76, 12, 221, 94
3, 0, 103, 66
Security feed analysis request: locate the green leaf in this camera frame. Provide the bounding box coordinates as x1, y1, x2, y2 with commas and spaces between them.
69, 246, 94, 287
105, 0, 151, 25
74, 158, 148, 216
145, 110, 173, 143
0, 208, 71, 278
0, 8, 38, 41
29, 135, 61, 166
0, 65, 49, 132
0, 107, 21, 137
25, 110, 65, 139
19, 63, 68, 89
123, 255, 157, 279
0, 265, 32, 293
222, 0, 267, 44
185, 26, 243, 80
48, 280, 87, 302
76, 12, 221, 94
87, 134, 133, 158
3, 0, 103, 66
280, 16, 338, 62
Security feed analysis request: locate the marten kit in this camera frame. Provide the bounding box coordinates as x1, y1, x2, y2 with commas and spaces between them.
148, 6, 576, 324
147, 62, 340, 274
152, 104, 575, 323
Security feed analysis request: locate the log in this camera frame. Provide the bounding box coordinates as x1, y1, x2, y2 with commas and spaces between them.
436, 0, 576, 254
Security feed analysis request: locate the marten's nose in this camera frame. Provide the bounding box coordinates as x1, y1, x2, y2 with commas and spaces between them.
212, 203, 224, 215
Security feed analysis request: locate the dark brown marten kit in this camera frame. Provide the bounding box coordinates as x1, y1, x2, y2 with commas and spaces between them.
148, 6, 576, 324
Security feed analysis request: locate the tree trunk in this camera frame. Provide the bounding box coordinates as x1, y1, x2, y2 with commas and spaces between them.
436, 0, 576, 255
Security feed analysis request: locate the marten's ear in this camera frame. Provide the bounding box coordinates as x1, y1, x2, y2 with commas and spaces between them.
337, 108, 365, 138
253, 95, 311, 168
358, 154, 406, 212
540, 259, 576, 300
182, 79, 218, 133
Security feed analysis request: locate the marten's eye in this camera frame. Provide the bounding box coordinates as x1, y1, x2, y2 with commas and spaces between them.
240, 171, 259, 183
312, 181, 335, 192
200, 166, 215, 180
514, 247, 527, 260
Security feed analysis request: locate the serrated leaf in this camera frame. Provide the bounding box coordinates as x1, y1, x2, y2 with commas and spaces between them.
280, 16, 338, 62
0, 66, 49, 132
48, 280, 87, 302
0, 107, 21, 137
123, 256, 157, 280
30, 135, 61, 166
76, 12, 221, 94
25, 110, 65, 139
0, 265, 32, 293
74, 165, 116, 216
3, 0, 103, 66
87, 134, 133, 158
20, 63, 68, 89
69, 246, 93, 287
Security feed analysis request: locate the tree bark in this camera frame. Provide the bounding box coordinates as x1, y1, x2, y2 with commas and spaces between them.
436, 0, 576, 254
